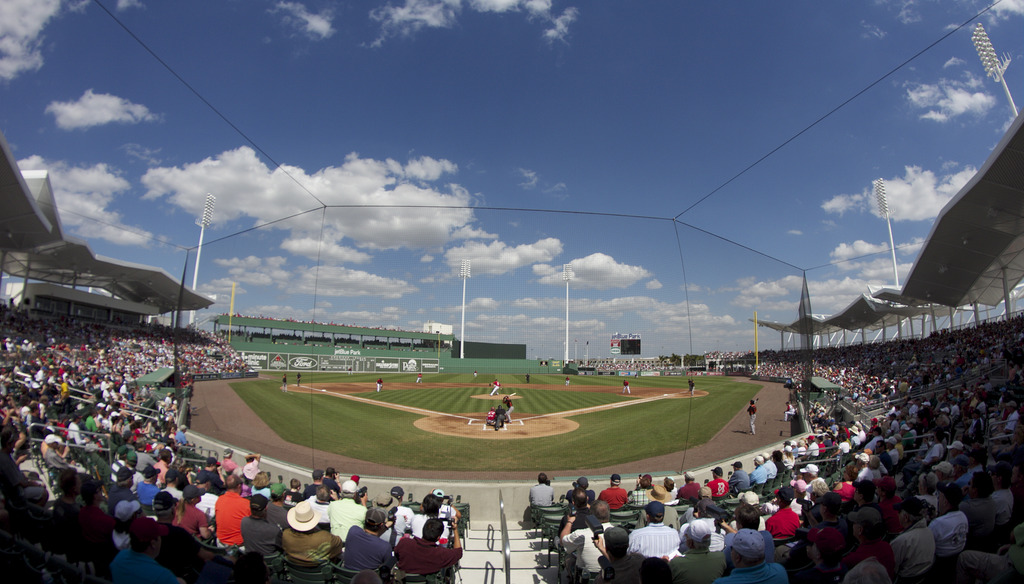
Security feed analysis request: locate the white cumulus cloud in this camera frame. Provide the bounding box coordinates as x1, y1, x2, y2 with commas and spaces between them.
906, 74, 997, 122
46, 89, 159, 130
0, 0, 61, 80
445, 237, 563, 275
273, 2, 335, 40
821, 165, 975, 222
534, 252, 651, 289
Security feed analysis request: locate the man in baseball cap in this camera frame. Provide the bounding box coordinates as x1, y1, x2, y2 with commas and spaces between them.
342, 507, 393, 571
109, 516, 176, 583
669, 518, 725, 582
598, 473, 629, 510
717, 529, 787, 584
626, 501, 680, 558
795, 527, 847, 583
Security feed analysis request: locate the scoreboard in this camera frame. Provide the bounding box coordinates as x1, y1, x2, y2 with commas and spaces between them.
610, 333, 641, 355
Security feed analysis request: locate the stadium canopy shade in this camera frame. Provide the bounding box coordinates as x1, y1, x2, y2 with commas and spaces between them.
0, 130, 213, 314
759, 111, 1024, 338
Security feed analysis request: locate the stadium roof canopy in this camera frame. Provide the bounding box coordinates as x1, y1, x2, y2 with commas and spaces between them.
0, 130, 213, 314
759, 111, 1024, 337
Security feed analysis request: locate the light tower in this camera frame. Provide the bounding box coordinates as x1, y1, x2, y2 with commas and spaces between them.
190, 193, 216, 326
563, 263, 574, 363
459, 259, 470, 359
972, 23, 1018, 116
874, 179, 899, 287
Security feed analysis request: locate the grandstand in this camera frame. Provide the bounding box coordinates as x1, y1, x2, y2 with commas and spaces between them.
3, 100, 1024, 584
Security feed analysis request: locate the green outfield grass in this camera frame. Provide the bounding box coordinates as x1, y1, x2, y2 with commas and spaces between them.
230, 374, 760, 471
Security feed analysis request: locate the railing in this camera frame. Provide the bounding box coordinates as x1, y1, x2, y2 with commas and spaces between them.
499, 490, 510, 584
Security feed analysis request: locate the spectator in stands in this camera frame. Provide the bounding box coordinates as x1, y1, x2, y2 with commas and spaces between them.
283, 500, 343, 566
890, 497, 934, 580
530, 472, 554, 506
303, 469, 326, 500
215, 474, 251, 547
955, 522, 1024, 584
108, 466, 139, 517
395, 517, 462, 575
715, 529, 787, 584
173, 484, 212, 539
161, 468, 185, 501
329, 479, 368, 542
110, 516, 179, 584
765, 486, 800, 540
242, 453, 262, 484
629, 474, 653, 506
113, 500, 143, 551
749, 456, 768, 487
567, 476, 596, 504
322, 467, 342, 497
561, 499, 612, 578
677, 472, 701, 502
668, 518, 725, 584
221, 448, 239, 477
875, 476, 903, 534
931, 483, 970, 572
152, 449, 172, 486
343, 507, 394, 572
240, 494, 282, 556
598, 473, 629, 510
728, 461, 750, 495
989, 461, 1014, 539
153, 491, 211, 578
843, 506, 895, 579
594, 526, 644, 584
197, 456, 226, 495
195, 476, 219, 518
137, 466, 161, 508
627, 501, 680, 558
42, 433, 75, 471
0, 425, 47, 506
379, 486, 414, 545
308, 486, 332, 527
791, 527, 847, 584
960, 471, 997, 548
283, 478, 306, 507
51, 468, 81, 559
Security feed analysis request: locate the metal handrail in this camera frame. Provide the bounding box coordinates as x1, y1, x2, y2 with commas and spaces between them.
499, 490, 510, 584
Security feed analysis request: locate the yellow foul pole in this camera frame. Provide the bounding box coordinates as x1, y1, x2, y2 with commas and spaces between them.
754, 311, 759, 370
228, 283, 236, 342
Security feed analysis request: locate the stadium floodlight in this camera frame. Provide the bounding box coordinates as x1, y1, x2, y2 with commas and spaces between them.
972, 23, 1018, 116
190, 193, 216, 326
459, 259, 471, 359
874, 179, 899, 288
563, 263, 574, 363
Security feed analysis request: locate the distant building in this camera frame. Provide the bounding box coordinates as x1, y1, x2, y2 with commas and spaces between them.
423, 321, 453, 335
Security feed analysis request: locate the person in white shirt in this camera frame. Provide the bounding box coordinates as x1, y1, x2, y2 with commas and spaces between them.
929, 483, 968, 559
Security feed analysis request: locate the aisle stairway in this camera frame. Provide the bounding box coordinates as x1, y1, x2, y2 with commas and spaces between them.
459, 524, 558, 584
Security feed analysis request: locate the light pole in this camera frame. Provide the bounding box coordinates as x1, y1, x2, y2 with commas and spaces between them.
563, 263, 573, 363
972, 23, 1018, 116
874, 179, 899, 288
459, 259, 470, 359
190, 193, 215, 326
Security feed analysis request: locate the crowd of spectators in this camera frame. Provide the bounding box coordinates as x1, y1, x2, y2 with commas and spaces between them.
540, 315, 1024, 584
0, 305, 470, 584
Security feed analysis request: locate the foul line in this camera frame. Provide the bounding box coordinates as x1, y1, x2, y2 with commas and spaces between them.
290, 384, 695, 422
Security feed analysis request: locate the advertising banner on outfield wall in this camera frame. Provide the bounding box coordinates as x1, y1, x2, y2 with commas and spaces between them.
640, 371, 661, 376
242, 351, 438, 373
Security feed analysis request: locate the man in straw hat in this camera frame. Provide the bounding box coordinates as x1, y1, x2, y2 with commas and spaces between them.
283, 500, 342, 567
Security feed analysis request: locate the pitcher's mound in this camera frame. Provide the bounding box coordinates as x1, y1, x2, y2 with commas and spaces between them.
414, 414, 578, 439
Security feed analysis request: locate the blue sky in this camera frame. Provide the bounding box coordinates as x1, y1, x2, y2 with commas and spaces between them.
1, 0, 1022, 358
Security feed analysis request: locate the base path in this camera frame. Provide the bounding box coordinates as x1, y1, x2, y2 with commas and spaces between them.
188, 376, 794, 480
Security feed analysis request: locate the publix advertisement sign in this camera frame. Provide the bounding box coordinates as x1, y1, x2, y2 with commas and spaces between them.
242, 352, 438, 374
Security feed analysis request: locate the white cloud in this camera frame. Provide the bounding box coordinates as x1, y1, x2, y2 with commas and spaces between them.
517, 168, 538, 189
534, 252, 651, 289
120, 143, 162, 165
0, 0, 61, 80
420, 254, 434, 263
369, 0, 578, 46
467, 297, 499, 310
787, 229, 802, 236
943, 57, 965, 69
906, 74, 997, 122
830, 240, 890, 262
821, 165, 975, 222
860, 21, 885, 39
46, 89, 159, 130
16, 155, 153, 246
279, 234, 373, 263
991, 0, 1024, 18
116, 0, 143, 9
142, 147, 477, 251
273, 2, 335, 40
444, 237, 562, 275
213, 256, 415, 298
645, 279, 662, 290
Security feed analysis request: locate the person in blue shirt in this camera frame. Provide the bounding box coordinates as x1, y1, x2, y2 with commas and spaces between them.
110, 517, 179, 584
136, 466, 161, 507
714, 529, 788, 584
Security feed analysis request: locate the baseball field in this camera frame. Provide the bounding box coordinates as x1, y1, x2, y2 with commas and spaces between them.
225, 373, 762, 472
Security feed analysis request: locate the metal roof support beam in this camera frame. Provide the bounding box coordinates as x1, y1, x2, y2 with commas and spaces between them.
1004, 267, 1013, 321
